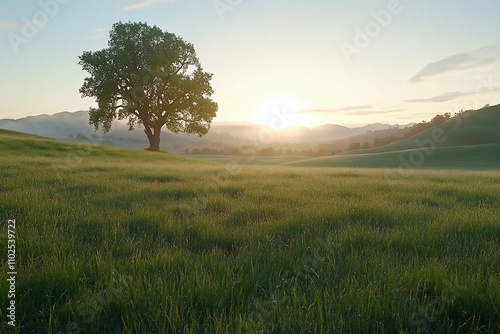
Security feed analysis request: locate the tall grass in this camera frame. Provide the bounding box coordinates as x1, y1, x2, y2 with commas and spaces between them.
0, 130, 499, 333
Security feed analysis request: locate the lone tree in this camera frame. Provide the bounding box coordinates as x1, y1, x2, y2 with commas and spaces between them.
79, 22, 218, 151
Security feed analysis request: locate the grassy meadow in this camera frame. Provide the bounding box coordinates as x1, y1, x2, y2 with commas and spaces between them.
1, 129, 500, 333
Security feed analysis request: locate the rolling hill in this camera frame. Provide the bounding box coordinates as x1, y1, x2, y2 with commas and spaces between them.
285, 105, 500, 169
0, 110, 405, 154
3, 105, 498, 170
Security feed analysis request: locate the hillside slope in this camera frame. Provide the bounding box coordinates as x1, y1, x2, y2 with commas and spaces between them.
347, 105, 500, 155
0, 128, 198, 165
286, 105, 500, 169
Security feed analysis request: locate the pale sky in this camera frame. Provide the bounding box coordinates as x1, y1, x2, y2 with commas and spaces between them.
1, 0, 500, 127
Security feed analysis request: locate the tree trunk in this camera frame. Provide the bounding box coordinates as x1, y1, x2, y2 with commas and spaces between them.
144, 126, 161, 151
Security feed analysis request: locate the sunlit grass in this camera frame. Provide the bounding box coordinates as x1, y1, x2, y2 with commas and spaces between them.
0, 130, 499, 333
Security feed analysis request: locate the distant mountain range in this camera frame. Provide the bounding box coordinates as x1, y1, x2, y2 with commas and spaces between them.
0, 110, 408, 154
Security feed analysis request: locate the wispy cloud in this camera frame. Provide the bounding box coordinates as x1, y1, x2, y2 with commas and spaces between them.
393, 113, 432, 121
0, 18, 49, 30
90, 28, 106, 40
348, 109, 403, 116
404, 91, 467, 103
476, 44, 497, 53
120, 0, 176, 11
405, 85, 500, 103
304, 106, 403, 117
0, 20, 18, 30
408, 46, 499, 83
304, 106, 372, 113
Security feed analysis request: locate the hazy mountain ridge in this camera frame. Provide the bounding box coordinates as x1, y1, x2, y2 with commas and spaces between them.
0, 110, 407, 153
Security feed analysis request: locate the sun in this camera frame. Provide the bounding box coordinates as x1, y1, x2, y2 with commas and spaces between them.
255, 97, 312, 129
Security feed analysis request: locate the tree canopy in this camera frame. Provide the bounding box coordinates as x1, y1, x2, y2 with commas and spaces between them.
79, 21, 218, 151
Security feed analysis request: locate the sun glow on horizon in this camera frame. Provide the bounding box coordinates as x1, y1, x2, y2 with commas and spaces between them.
254, 97, 313, 129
